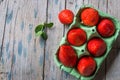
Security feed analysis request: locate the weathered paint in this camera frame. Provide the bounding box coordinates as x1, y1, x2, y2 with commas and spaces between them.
23, 48, 27, 58
0, 0, 120, 80
33, 44, 36, 53
6, 42, 10, 59
0, 0, 46, 80
39, 38, 45, 48
6, 43, 10, 59
64, 71, 69, 78
52, 77, 55, 80
45, 51, 49, 61
7, 52, 10, 59
6, 43, 9, 53
29, 24, 33, 31
13, 40, 16, 46
0, 0, 4, 4
27, 33, 32, 43
1, 57, 4, 64
20, 21, 24, 31
48, 13, 52, 20
55, 0, 58, 5
52, 65, 55, 72
59, 2, 62, 10
6, 9, 13, 24
12, 54, 16, 64
8, 72, 11, 80
75, 4, 78, 9
14, 0, 16, 3
18, 41, 22, 56
39, 55, 44, 66
34, 8, 38, 18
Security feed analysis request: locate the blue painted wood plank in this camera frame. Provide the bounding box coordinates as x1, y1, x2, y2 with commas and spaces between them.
18, 40, 22, 56
6, 9, 13, 24
0, 0, 120, 80
8, 0, 48, 80
44, 0, 66, 80
106, 0, 120, 80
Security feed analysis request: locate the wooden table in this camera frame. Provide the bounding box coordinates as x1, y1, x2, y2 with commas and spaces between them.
0, 0, 120, 80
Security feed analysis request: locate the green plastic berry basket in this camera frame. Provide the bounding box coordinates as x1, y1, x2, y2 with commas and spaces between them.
54, 5, 120, 80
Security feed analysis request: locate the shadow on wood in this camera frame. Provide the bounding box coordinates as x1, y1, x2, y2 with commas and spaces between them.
94, 59, 106, 80
117, 33, 120, 49
94, 33, 120, 80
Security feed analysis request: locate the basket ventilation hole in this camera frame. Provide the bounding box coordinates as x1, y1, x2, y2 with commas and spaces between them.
92, 29, 95, 32
81, 49, 84, 52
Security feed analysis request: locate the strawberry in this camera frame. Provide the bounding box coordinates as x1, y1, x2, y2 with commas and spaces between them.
67, 28, 87, 46
87, 38, 106, 57
77, 56, 96, 76
81, 8, 99, 26
58, 45, 78, 67
58, 9, 74, 25
97, 19, 115, 37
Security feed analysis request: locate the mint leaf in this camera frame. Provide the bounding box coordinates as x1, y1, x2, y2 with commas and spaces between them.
44, 22, 54, 28
35, 24, 44, 33
41, 31, 48, 40
35, 31, 43, 37
35, 22, 53, 40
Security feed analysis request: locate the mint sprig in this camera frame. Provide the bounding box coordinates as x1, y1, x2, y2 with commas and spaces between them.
44, 22, 53, 28
35, 22, 54, 40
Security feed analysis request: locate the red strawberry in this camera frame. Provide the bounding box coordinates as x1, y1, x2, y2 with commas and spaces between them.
58, 9, 74, 25
58, 45, 78, 67
97, 19, 115, 37
77, 56, 96, 76
81, 8, 99, 26
67, 28, 87, 46
87, 38, 106, 57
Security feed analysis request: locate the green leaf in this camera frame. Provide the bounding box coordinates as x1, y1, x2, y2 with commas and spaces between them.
35, 31, 43, 37
44, 22, 54, 28
41, 31, 48, 40
35, 24, 44, 33
35, 22, 54, 40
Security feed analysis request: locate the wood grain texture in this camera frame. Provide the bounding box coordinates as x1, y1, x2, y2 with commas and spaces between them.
44, 0, 65, 80
0, 0, 8, 59
12, 0, 47, 80
0, 0, 47, 80
106, 0, 120, 80
11, 0, 47, 80
0, 0, 120, 80
1, 0, 15, 79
